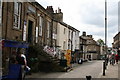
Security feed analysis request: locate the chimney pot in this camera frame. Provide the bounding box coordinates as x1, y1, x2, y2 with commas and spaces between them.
55, 10, 57, 13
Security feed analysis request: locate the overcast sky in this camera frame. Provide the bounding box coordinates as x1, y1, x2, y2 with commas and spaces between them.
36, 0, 119, 47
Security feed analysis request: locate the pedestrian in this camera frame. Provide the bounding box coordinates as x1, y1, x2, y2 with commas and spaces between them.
110, 53, 115, 65
115, 54, 119, 64
16, 49, 27, 80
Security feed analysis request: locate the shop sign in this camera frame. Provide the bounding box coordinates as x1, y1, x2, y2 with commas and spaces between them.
3, 40, 29, 48
28, 6, 36, 13
35, 27, 38, 43
23, 21, 27, 41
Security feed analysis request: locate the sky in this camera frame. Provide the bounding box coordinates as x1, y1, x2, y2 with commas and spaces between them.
36, 0, 119, 47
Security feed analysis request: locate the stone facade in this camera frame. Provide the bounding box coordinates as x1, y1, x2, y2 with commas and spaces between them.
2, 1, 55, 75
2, 2, 53, 46
80, 32, 100, 60
113, 32, 120, 49
79, 36, 87, 60
2, 1, 81, 74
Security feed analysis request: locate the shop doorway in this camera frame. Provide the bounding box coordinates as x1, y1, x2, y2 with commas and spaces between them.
28, 20, 33, 43
87, 54, 91, 61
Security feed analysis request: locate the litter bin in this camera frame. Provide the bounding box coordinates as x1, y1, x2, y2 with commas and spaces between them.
60, 59, 67, 67
78, 59, 83, 64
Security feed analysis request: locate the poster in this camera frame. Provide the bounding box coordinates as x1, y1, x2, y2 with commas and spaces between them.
23, 21, 27, 41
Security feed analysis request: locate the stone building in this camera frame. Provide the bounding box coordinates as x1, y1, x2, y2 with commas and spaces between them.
80, 32, 100, 60
2, 2, 54, 45
79, 36, 87, 60
2, 1, 81, 74
113, 32, 120, 49
1, 1, 56, 75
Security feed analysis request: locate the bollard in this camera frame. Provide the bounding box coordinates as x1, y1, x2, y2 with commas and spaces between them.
105, 59, 108, 69
103, 62, 105, 76
105, 60, 106, 70
86, 76, 92, 80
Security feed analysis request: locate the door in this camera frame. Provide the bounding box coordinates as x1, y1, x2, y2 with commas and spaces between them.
28, 20, 33, 43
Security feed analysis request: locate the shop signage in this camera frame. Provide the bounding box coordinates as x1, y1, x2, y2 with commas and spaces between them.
28, 6, 36, 13
3, 40, 29, 48
35, 27, 38, 43
23, 21, 27, 41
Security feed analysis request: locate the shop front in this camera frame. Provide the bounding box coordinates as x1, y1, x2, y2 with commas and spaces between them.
1, 40, 29, 76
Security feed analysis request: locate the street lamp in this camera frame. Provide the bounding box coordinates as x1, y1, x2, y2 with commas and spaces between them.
103, 0, 108, 76
104, 0, 107, 57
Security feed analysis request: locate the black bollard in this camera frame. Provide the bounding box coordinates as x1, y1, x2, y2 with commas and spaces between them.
103, 62, 105, 76
86, 76, 92, 80
105, 60, 106, 70
105, 59, 108, 69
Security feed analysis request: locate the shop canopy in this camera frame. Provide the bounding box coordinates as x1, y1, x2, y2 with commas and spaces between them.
2, 40, 29, 48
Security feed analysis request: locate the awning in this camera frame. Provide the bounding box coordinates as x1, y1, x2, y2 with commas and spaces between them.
2, 40, 29, 48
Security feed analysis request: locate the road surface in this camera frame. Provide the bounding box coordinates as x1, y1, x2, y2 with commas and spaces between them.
26, 60, 103, 78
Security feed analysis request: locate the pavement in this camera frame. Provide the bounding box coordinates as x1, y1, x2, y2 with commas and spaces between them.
98, 61, 119, 79
26, 60, 119, 79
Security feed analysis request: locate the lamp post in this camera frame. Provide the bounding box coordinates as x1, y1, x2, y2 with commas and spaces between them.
103, 0, 107, 76
104, 0, 107, 61
105, 0, 108, 63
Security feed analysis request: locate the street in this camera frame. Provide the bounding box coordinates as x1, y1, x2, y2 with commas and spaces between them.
26, 60, 103, 78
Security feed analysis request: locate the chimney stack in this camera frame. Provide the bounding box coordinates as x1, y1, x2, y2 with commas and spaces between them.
46, 6, 54, 13
82, 32, 86, 36
55, 10, 57, 13
58, 7, 61, 13
87, 35, 92, 38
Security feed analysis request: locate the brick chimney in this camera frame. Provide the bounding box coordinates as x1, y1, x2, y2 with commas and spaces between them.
46, 6, 54, 13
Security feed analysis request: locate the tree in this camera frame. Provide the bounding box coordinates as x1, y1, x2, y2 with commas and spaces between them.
97, 39, 105, 46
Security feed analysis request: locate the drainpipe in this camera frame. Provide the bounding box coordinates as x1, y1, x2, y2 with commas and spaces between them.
0, 0, 2, 39
5, 2, 8, 39
51, 19, 53, 47
71, 31, 73, 52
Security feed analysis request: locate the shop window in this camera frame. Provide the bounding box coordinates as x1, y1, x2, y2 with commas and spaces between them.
64, 28, 66, 34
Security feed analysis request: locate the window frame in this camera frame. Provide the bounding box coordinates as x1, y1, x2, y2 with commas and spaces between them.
64, 28, 66, 34
47, 21, 50, 38
13, 2, 21, 29
39, 16, 43, 36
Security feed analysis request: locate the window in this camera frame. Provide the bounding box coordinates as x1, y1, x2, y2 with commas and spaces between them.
75, 40, 77, 48
47, 21, 50, 38
69, 30, 70, 39
39, 16, 43, 36
64, 28, 66, 34
69, 30, 70, 35
0, 1, 1, 25
13, 2, 21, 29
63, 41, 65, 49
47, 39, 49, 46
